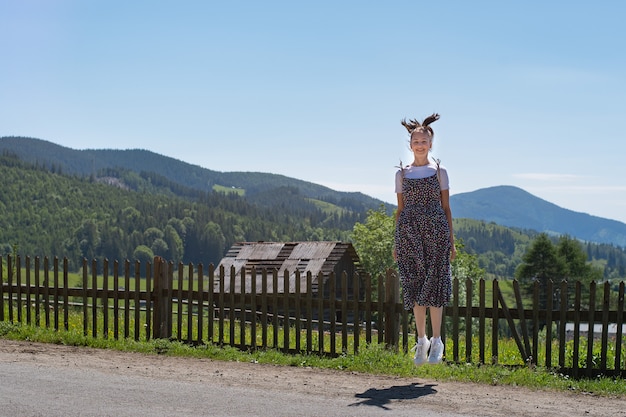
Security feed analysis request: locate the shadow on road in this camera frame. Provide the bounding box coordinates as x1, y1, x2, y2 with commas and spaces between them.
349, 382, 438, 410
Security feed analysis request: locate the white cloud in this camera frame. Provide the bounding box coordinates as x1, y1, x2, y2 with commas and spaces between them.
525, 184, 626, 194
513, 173, 581, 181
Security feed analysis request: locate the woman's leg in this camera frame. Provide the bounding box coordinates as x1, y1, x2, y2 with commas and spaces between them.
413, 304, 427, 339
412, 304, 430, 365
429, 306, 443, 338
428, 306, 445, 363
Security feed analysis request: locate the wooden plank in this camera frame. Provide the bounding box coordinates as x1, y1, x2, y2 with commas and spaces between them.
229, 267, 236, 346
248, 266, 255, 351
466, 278, 473, 364
177, 264, 184, 338
6, 256, 13, 323
558, 280, 568, 369
479, 278, 486, 364
240, 267, 246, 350
377, 275, 384, 345
545, 280, 553, 368
197, 263, 204, 344
586, 281, 596, 378
452, 278, 460, 362
144, 261, 150, 340
181, 263, 190, 341
352, 272, 360, 355
25, 256, 31, 325
83, 259, 89, 336
133, 261, 141, 341
166, 262, 174, 340
218, 266, 225, 346
329, 272, 337, 356
294, 270, 301, 352
261, 269, 268, 349
283, 269, 290, 353
573, 281, 582, 378
532, 281, 540, 365
318, 272, 325, 353
402, 308, 409, 354
34, 257, 41, 327
306, 272, 313, 353
492, 279, 499, 365
364, 273, 372, 344
497, 284, 527, 362
123, 260, 130, 339
16, 256, 22, 323
113, 260, 120, 340
341, 272, 348, 353
207, 264, 215, 344
600, 282, 610, 371
615, 282, 625, 373
0, 255, 4, 322
44, 258, 50, 328
63, 258, 69, 331
102, 259, 108, 338
272, 269, 279, 349
91, 259, 97, 337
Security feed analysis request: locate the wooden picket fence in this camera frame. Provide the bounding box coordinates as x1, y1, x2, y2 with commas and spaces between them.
1, 255, 625, 378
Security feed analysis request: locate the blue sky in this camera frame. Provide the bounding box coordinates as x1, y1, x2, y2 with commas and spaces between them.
2, 1, 626, 223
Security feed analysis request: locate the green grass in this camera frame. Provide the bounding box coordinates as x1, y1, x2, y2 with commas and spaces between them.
305, 198, 346, 215
1, 318, 625, 398
212, 184, 245, 196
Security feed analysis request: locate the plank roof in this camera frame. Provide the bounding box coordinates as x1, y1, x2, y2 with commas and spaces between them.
216, 241, 362, 293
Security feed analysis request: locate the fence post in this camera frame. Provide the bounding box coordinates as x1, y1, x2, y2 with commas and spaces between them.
384, 268, 399, 348
152, 256, 172, 339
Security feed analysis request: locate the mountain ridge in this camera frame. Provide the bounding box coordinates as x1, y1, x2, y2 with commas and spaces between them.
2, 136, 625, 247
0, 136, 388, 214
450, 185, 626, 247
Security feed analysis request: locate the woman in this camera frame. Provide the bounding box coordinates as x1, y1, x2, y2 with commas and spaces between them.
394, 113, 456, 365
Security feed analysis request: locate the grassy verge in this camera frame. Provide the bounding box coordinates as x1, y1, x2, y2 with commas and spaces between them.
1, 320, 625, 397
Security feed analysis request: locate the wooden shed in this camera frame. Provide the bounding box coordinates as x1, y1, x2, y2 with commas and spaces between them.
215, 241, 364, 298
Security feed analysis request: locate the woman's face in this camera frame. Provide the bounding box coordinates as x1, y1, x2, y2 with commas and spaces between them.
410, 130, 432, 155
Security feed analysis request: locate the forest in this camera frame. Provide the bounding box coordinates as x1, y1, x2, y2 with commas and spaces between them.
1, 149, 626, 282
0, 153, 359, 270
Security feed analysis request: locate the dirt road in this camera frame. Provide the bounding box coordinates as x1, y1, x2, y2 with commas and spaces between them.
0, 339, 624, 416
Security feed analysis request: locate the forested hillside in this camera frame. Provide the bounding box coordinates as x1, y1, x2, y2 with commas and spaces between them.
451, 185, 626, 247
454, 219, 626, 281
0, 153, 360, 270
1, 136, 625, 280
0, 136, 388, 215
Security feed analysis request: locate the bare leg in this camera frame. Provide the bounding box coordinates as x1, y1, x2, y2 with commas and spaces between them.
413, 304, 427, 339
429, 306, 443, 338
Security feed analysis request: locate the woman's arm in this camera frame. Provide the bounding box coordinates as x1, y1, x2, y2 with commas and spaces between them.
395, 193, 404, 223
393, 193, 404, 261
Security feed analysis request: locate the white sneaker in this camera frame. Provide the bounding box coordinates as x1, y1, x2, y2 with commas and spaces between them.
412, 338, 431, 366
428, 338, 444, 364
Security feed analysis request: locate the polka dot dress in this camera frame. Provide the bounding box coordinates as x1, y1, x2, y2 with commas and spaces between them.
395, 174, 452, 310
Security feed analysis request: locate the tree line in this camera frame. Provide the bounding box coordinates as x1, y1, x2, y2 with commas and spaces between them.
2, 150, 625, 290
0, 153, 360, 271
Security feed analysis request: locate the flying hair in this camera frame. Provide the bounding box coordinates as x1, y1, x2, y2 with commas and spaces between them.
401, 113, 440, 137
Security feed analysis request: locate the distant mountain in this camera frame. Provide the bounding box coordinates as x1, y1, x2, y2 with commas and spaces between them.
450, 185, 626, 247
0, 136, 390, 215
3, 136, 625, 248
